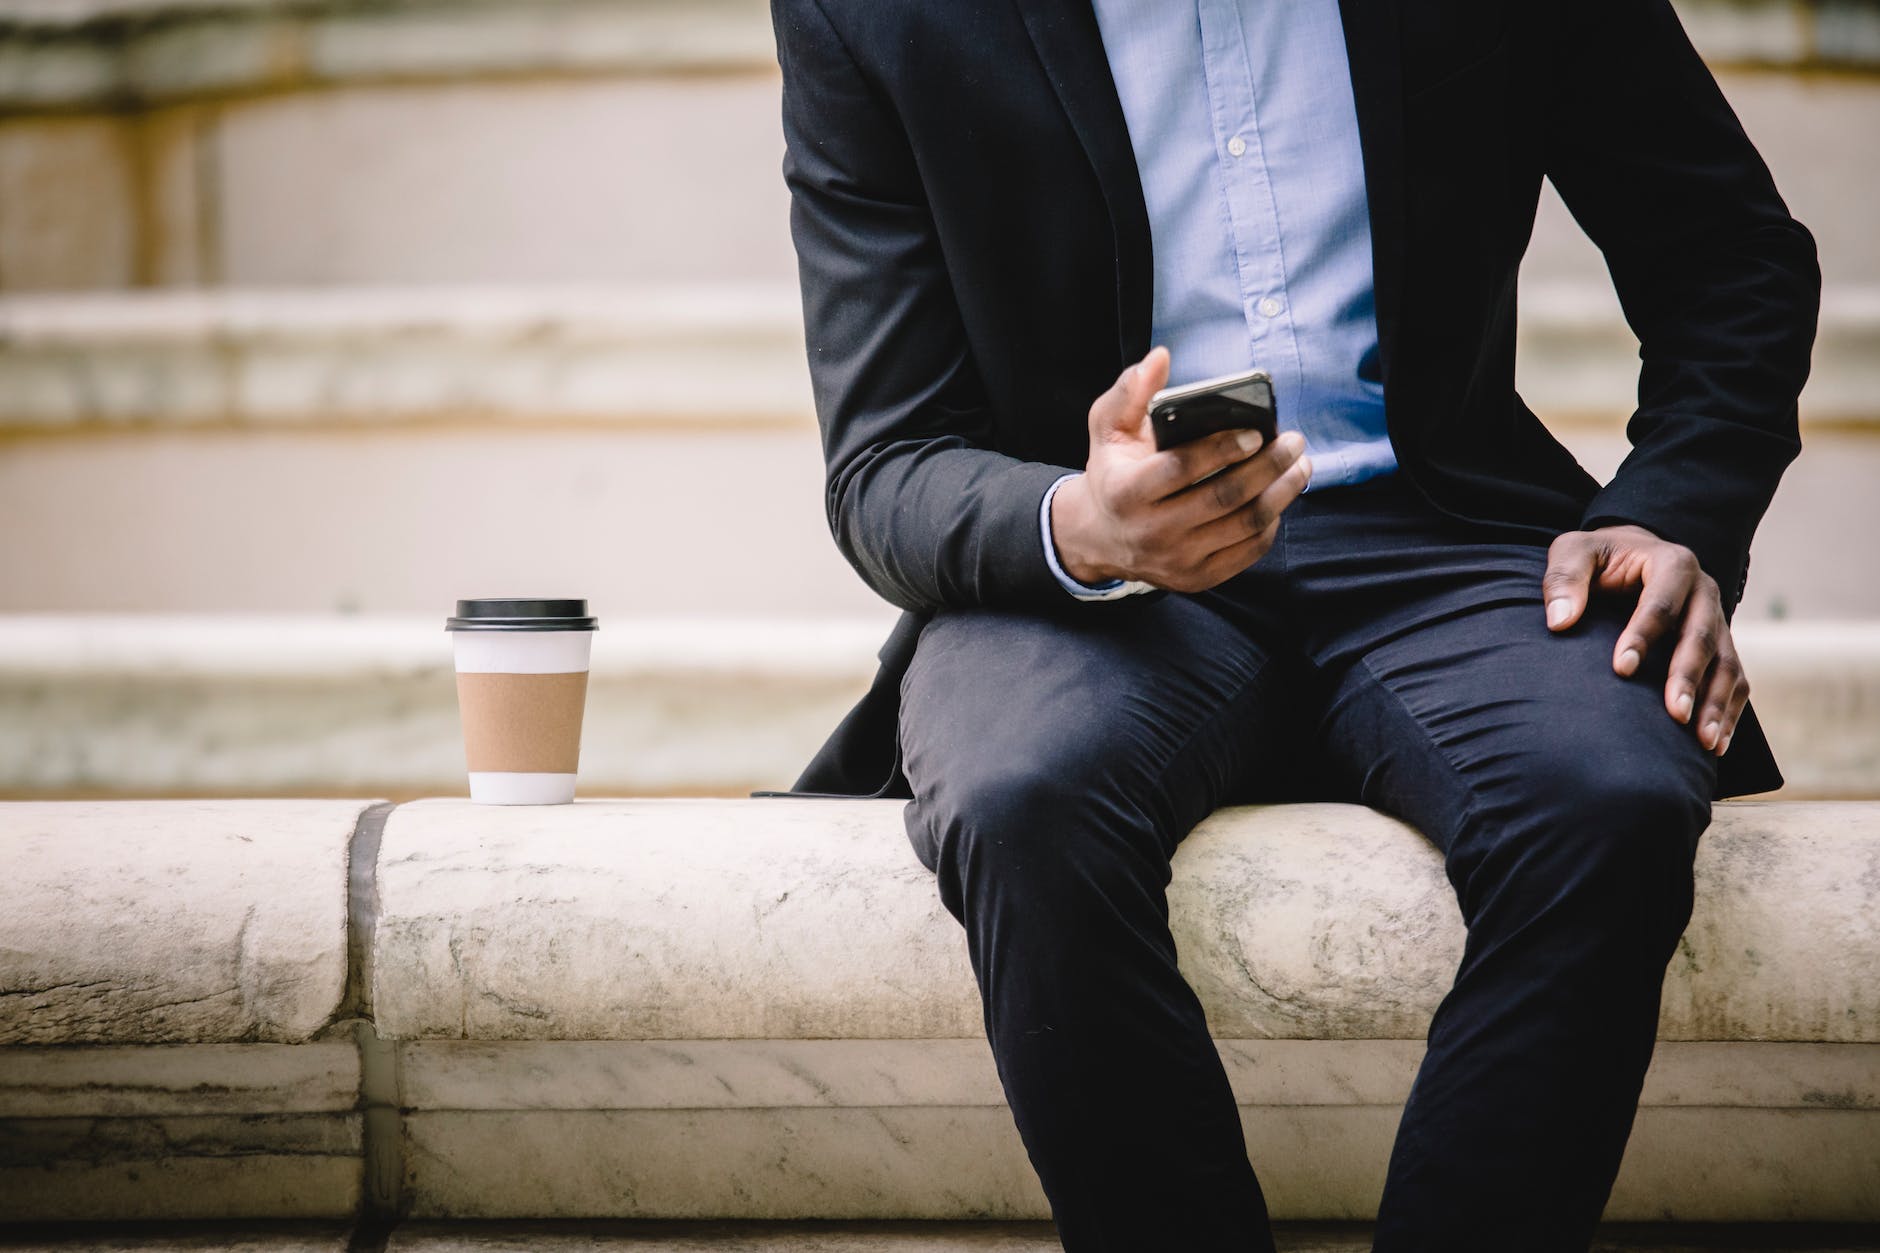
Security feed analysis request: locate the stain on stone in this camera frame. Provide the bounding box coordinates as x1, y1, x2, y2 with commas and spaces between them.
1800, 1088, 1859, 1109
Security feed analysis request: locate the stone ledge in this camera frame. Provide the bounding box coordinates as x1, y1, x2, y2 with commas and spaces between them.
369, 799, 1880, 1044
0, 283, 1874, 431
0, 1043, 366, 1221
0, 799, 368, 1045
2, 796, 1876, 1222
0, 616, 1872, 799
5, 1042, 1876, 1222
0, 0, 1870, 114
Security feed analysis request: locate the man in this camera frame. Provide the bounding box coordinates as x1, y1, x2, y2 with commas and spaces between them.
761, 0, 1820, 1247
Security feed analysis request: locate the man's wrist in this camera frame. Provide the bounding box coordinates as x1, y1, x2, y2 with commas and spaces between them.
1041, 473, 1155, 600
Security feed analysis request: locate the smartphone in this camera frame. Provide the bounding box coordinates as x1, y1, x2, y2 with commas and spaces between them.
1149, 366, 1278, 453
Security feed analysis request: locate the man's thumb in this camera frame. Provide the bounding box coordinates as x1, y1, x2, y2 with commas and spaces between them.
1090, 346, 1168, 445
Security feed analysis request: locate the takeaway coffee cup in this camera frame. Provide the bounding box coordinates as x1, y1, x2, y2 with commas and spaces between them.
446, 598, 598, 804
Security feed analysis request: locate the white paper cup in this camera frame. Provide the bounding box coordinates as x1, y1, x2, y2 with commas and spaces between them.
445, 598, 598, 805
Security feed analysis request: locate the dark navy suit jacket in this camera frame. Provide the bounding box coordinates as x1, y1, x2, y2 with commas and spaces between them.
762, 0, 1821, 803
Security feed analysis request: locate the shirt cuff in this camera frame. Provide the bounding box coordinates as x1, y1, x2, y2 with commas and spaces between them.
1040, 472, 1158, 601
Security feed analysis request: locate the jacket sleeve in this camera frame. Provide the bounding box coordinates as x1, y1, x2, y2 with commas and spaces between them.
1542, 0, 1820, 612
772, 0, 1089, 614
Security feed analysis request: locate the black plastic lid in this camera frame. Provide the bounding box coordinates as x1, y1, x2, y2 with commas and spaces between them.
445, 598, 598, 632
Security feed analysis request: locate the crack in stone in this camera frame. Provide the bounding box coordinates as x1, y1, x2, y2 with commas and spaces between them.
232, 902, 258, 1023
0, 979, 117, 999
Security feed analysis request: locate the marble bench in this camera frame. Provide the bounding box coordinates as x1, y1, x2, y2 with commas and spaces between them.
2, 798, 1876, 1225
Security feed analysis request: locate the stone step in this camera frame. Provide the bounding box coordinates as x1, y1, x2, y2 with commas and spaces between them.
2, 798, 1876, 1223
1, 281, 1874, 429
7, 1220, 1878, 1252
0, 26, 1872, 295
1, 615, 1875, 799
0, 283, 1875, 619
2, 0, 1869, 117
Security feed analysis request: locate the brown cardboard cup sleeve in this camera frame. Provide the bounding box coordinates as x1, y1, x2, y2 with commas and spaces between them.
455, 670, 590, 774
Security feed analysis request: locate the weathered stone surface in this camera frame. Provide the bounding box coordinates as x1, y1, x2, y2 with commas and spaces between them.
0, 615, 885, 795
380, 1223, 1880, 1253
0, 0, 1868, 117
0, 1043, 366, 1222
1612, 1109, 1880, 1222
1727, 623, 1880, 799
0, 282, 1872, 431
0, 795, 1872, 1223
1170, 806, 1461, 1041
0, 115, 136, 292
215, 80, 793, 288
402, 1108, 1046, 1221
0, 1113, 363, 1220
382, 1222, 1415, 1253
0, 427, 874, 620
374, 798, 978, 1041
0, 1042, 358, 1117
389, 1037, 1877, 1220
385, 1223, 1071, 1253
1661, 803, 1880, 1041
3, 289, 1879, 621
0, 800, 370, 1044
0, 616, 1871, 798
0, 287, 812, 429
0, 0, 777, 111
0, 1230, 352, 1252
377, 1222, 1880, 1253
371, 799, 1880, 1045
396, 1038, 1879, 1114
395, 1104, 1880, 1221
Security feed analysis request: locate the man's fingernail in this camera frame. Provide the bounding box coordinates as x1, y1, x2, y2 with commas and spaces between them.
1719, 731, 1733, 755
1236, 429, 1263, 453
1619, 648, 1640, 673
1547, 599, 1571, 628
1674, 691, 1693, 721
1704, 719, 1720, 747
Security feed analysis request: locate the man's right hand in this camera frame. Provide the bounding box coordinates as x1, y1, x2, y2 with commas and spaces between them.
1050, 345, 1313, 594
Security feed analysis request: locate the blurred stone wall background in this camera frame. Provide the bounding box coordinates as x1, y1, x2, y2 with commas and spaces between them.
0, 0, 1875, 797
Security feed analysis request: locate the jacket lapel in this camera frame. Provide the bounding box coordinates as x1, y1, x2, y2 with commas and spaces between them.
1011, 0, 1153, 365
1012, 0, 1407, 391
1335, 0, 1407, 393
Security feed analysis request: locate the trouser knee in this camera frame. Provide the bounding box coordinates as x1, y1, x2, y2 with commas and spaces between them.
906, 764, 1168, 965
1454, 762, 1708, 962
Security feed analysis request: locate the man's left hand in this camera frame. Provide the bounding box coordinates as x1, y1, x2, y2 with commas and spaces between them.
1542, 525, 1746, 757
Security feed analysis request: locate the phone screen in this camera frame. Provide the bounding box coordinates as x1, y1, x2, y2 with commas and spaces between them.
1150, 371, 1277, 452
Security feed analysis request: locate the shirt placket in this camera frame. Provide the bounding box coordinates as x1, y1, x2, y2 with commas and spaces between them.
1194, 0, 1304, 438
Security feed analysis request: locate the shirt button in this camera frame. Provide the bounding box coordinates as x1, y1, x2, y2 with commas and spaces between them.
1226, 135, 1248, 158
1258, 296, 1282, 318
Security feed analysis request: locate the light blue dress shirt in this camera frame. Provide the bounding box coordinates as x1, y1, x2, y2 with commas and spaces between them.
1044, 0, 1397, 599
